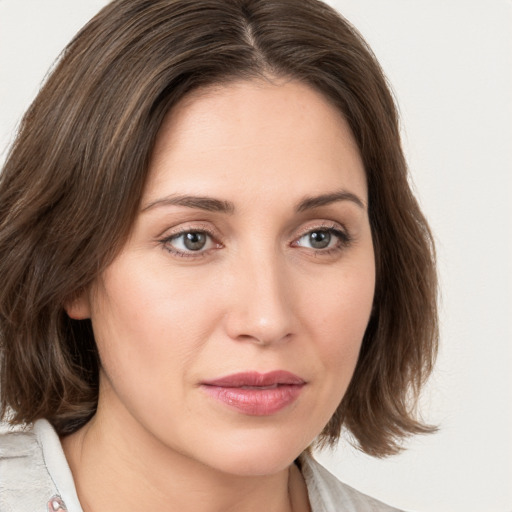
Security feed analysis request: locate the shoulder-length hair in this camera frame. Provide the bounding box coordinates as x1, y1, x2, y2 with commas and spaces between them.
0, 0, 437, 456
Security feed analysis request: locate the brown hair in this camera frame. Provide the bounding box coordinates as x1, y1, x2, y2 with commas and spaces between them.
0, 0, 437, 456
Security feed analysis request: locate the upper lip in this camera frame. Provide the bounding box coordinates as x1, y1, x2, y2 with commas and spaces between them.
201, 371, 305, 388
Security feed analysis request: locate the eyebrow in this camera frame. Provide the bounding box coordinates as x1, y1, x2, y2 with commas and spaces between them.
142, 189, 365, 214
142, 195, 235, 214
296, 190, 366, 212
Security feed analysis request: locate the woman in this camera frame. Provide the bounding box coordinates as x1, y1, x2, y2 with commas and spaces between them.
0, 0, 438, 511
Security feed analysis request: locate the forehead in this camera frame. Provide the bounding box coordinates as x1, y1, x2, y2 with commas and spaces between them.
145, 78, 367, 205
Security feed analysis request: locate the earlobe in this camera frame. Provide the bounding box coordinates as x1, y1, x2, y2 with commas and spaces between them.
64, 290, 91, 320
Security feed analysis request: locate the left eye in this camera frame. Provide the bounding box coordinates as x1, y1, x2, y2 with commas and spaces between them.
167, 231, 214, 252
295, 229, 341, 250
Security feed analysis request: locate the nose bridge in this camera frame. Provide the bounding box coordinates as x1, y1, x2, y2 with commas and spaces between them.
225, 242, 294, 345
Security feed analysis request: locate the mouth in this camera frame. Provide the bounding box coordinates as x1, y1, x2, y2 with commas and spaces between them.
200, 371, 306, 416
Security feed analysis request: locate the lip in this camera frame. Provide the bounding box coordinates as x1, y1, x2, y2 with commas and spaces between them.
201, 371, 306, 416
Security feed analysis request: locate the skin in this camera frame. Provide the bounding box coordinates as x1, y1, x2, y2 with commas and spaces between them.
63, 78, 375, 512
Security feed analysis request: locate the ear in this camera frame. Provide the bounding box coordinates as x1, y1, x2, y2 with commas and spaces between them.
64, 289, 92, 320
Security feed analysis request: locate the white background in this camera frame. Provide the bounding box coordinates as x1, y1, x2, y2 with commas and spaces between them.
1, 1, 511, 511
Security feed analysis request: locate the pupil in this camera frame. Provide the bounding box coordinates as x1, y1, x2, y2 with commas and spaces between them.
310, 230, 330, 249
184, 232, 206, 251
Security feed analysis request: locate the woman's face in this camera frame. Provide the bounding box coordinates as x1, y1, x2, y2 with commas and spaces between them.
70, 79, 375, 476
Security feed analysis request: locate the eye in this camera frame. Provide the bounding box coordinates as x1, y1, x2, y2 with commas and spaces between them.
294, 227, 348, 251
163, 230, 216, 255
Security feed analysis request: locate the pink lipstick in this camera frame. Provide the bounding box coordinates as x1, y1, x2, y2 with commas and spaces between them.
201, 371, 305, 415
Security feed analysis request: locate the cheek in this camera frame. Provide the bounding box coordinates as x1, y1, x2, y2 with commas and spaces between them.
89, 260, 222, 383
309, 262, 375, 339
291, 260, 375, 439
307, 259, 375, 383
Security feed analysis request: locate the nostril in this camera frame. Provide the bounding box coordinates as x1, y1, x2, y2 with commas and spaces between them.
234, 331, 293, 346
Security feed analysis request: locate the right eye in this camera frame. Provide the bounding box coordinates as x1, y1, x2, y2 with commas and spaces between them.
161, 230, 217, 256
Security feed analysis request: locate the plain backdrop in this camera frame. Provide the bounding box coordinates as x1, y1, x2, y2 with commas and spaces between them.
1, 1, 511, 511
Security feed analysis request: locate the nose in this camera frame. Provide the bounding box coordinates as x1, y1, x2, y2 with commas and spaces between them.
223, 252, 296, 346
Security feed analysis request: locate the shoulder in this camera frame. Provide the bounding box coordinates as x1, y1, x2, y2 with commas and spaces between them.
0, 420, 69, 512
299, 453, 406, 512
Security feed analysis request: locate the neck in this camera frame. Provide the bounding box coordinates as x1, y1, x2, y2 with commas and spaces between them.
61, 397, 309, 512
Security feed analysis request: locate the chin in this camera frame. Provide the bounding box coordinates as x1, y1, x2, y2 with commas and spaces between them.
186, 425, 315, 477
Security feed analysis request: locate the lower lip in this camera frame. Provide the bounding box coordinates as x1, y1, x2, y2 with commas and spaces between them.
201, 384, 304, 415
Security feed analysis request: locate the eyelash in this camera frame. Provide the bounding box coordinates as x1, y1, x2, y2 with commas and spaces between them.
159, 223, 352, 259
